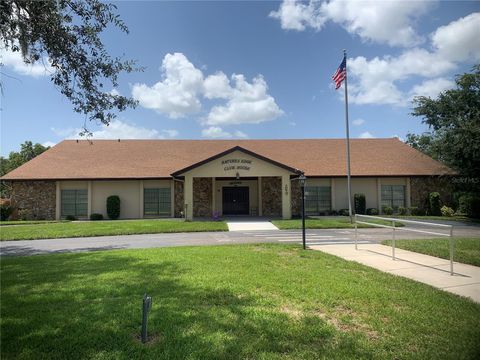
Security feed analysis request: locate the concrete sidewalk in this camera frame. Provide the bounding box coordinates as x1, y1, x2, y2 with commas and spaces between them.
227, 221, 279, 231
309, 243, 480, 303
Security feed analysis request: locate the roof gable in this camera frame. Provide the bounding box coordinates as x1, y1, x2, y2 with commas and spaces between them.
171, 146, 301, 176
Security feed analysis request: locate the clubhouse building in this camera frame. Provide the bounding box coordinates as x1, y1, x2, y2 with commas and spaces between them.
1, 138, 453, 220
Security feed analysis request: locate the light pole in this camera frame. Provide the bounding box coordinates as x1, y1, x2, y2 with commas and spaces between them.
299, 173, 306, 250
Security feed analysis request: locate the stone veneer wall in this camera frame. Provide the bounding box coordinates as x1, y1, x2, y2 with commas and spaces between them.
193, 177, 213, 218
9, 181, 56, 220
261, 177, 282, 217
174, 180, 184, 218
290, 179, 301, 217
410, 176, 454, 210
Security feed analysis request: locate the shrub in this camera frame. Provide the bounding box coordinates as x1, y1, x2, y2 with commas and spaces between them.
90, 213, 104, 221
106, 195, 121, 220
65, 215, 76, 221
0, 203, 13, 221
397, 206, 407, 215
441, 206, 455, 217
408, 207, 426, 216
457, 193, 480, 218
382, 206, 393, 215
366, 208, 378, 215
329, 210, 339, 216
339, 209, 350, 216
354, 193, 366, 215
429, 192, 442, 216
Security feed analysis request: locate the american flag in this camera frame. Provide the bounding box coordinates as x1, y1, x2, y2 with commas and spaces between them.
332, 56, 346, 90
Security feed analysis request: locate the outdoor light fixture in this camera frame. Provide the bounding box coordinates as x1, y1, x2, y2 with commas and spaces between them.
299, 174, 306, 250
236, 172, 240, 180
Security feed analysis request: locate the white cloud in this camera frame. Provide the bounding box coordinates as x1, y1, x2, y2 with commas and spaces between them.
201, 126, 248, 139
42, 141, 56, 148
205, 74, 284, 126
320, 0, 431, 47
204, 72, 232, 99
432, 12, 480, 63
132, 53, 283, 125
347, 13, 480, 106
201, 126, 232, 139
234, 130, 249, 139
352, 118, 365, 126
270, 0, 432, 47
409, 77, 455, 99
53, 120, 178, 140
132, 53, 204, 118
109, 88, 121, 96
359, 131, 374, 139
269, 0, 326, 31
0, 47, 52, 77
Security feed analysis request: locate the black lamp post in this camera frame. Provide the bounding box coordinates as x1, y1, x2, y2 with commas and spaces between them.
299, 173, 306, 250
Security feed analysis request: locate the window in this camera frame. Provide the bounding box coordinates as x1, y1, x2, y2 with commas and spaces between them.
144, 188, 171, 216
305, 186, 331, 215
61, 189, 87, 217
381, 185, 405, 209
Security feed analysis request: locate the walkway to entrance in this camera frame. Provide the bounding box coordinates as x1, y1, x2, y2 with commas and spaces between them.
226, 218, 279, 231
310, 243, 480, 303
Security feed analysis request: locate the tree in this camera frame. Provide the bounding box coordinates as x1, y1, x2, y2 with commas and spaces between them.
408, 65, 480, 189
0, 0, 140, 132
0, 141, 50, 197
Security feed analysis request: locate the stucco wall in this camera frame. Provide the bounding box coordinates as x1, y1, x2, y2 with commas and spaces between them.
57, 179, 173, 219
9, 181, 56, 220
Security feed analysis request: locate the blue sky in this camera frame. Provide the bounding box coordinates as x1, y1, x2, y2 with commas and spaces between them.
1, 0, 479, 155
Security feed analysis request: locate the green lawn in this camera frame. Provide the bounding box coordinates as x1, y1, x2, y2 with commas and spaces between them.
383, 237, 480, 267
0, 220, 227, 241
380, 215, 480, 224
0, 220, 69, 226
272, 217, 403, 230
1, 245, 479, 359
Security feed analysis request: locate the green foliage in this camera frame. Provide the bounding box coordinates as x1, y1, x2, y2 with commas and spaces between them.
458, 193, 480, 218
441, 206, 455, 217
397, 206, 407, 215
409, 65, 480, 193
354, 193, 366, 214
429, 192, 442, 216
0, 203, 13, 221
366, 208, 378, 215
382, 206, 393, 215
339, 208, 350, 216
106, 195, 120, 220
408, 207, 426, 216
1, 141, 50, 197
65, 215, 76, 221
0, 0, 140, 128
89, 213, 104, 221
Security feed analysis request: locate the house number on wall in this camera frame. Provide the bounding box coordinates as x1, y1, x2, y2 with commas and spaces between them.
222, 159, 252, 171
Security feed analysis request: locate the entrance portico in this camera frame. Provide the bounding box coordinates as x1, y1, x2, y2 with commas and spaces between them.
171, 146, 301, 220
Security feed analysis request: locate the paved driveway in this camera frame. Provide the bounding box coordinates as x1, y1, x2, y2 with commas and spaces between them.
2, 223, 479, 256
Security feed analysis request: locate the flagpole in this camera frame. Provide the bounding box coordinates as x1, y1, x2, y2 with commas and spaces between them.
343, 49, 353, 222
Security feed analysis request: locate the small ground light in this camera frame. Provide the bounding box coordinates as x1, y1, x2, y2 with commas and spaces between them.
141, 293, 152, 343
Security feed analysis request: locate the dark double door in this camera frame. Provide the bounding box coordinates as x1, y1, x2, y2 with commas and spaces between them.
222, 187, 249, 215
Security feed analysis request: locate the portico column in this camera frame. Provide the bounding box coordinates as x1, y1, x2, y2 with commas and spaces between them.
184, 174, 193, 220
258, 177, 263, 216
281, 174, 291, 219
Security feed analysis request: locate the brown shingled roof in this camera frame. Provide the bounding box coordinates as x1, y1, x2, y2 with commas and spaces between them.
1, 138, 453, 180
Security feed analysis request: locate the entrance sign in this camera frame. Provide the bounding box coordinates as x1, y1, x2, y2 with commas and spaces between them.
222, 158, 252, 172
